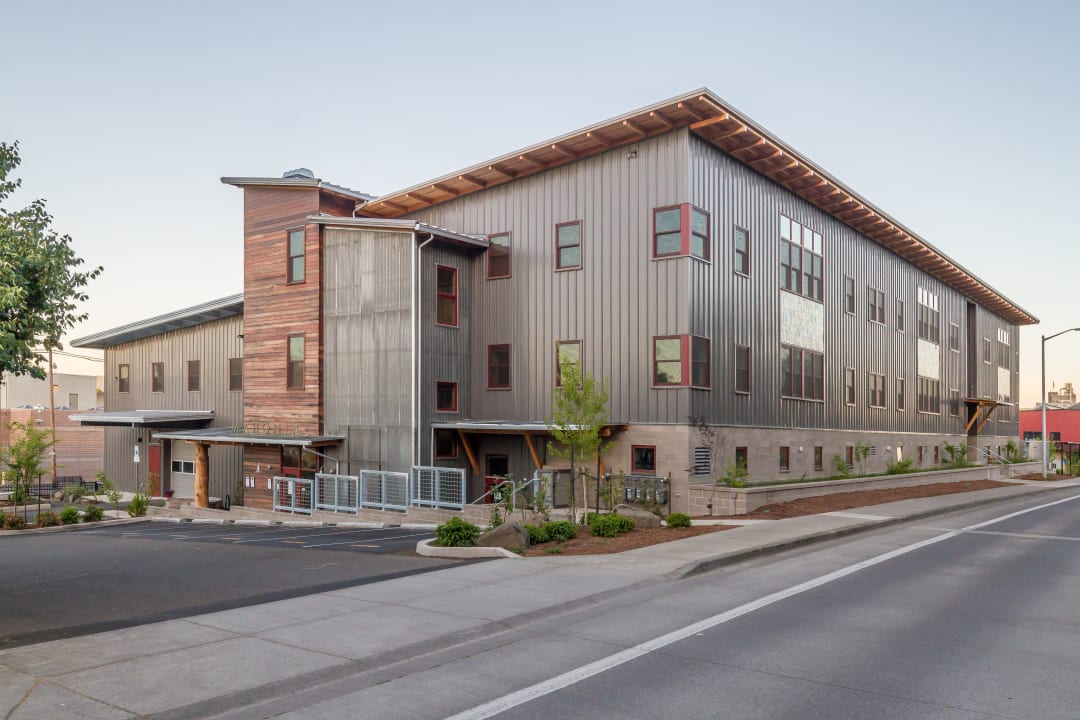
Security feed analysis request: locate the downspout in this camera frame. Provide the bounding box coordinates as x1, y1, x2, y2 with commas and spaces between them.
413, 231, 436, 468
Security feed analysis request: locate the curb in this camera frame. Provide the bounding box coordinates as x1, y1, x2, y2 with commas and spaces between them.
0, 516, 150, 536
401, 523, 440, 530
283, 520, 325, 528
192, 518, 226, 525
151, 517, 186, 523
335, 522, 386, 529
234, 519, 274, 527
416, 538, 520, 559
669, 485, 1074, 579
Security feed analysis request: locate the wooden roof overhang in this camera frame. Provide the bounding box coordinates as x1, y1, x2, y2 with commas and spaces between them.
357, 89, 1036, 327
964, 398, 1009, 434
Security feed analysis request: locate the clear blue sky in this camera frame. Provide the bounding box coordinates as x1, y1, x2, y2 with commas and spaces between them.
5, 0, 1077, 406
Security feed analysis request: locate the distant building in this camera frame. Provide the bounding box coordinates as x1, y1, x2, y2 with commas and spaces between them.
0, 372, 101, 411
1020, 405, 1080, 443
1047, 382, 1076, 407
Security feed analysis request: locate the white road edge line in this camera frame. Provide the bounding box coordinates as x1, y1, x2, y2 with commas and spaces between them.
443, 493, 1080, 720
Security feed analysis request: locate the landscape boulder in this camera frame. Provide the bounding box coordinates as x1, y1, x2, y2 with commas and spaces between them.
477, 520, 530, 549
52, 491, 64, 501
613, 504, 661, 529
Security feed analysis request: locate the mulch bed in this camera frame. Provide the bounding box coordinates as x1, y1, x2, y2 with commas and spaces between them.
1015, 472, 1078, 481
521, 524, 733, 556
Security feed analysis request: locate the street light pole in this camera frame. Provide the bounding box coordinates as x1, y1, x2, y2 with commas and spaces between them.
1041, 328, 1080, 479
48, 347, 58, 484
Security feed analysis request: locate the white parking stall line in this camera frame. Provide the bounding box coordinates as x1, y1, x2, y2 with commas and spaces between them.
231, 527, 413, 544
301, 531, 432, 548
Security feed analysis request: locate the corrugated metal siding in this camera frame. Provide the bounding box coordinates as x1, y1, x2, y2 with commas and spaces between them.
101, 316, 243, 496
322, 227, 414, 473
408, 130, 690, 424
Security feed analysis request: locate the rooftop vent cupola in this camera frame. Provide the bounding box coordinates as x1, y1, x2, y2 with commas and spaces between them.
282, 167, 315, 179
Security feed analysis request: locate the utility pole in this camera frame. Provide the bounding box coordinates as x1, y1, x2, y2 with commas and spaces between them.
48, 347, 58, 484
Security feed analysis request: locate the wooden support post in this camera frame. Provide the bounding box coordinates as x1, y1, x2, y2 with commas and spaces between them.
457, 431, 480, 475
194, 442, 210, 508
523, 433, 543, 470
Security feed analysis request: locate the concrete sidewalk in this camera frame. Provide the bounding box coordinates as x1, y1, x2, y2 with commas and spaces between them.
0, 480, 1076, 719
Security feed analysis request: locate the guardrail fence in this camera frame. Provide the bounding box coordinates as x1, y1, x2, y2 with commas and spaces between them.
273, 476, 313, 514
359, 470, 410, 512
410, 466, 466, 510
273, 468, 463, 514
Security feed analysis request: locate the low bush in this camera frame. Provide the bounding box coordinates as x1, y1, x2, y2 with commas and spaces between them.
886, 458, 914, 475
127, 494, 149, 518
544, 545, 563, 555
35, 511, 61, 527
60, 506, 80, 525
434, 517, 480, 547
524, 524, 550, 544
3, 514, 27, 530
665, 512, 691, 529
82, 505, 105, 522
542, 520, 578, 542
589, 513, 635, 538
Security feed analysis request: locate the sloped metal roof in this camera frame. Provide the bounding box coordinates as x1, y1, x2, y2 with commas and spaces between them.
71, 294, 243, 349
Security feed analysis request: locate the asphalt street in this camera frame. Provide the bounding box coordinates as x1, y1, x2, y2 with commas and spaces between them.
0, 521, 460, 649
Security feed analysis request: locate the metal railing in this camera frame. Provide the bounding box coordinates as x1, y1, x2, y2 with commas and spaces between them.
411, 466, 466, 510
314, 473, 359, 513
273, 467, 465, 515
272, 476, 313, 514
360, 470, 410, 512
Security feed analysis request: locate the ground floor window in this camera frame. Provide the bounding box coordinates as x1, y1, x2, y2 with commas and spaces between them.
435, 430, 458, 459
734, 446, 748, 472
814, 446, 823, 471
779, 446, 790, 472
632, 445, 656, 473
281, 446, 317, 479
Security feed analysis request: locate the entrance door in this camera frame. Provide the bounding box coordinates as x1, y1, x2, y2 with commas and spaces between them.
486, 455, 509, 478
148, 444, 162, 496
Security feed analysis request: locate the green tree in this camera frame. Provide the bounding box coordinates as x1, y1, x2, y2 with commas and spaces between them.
0, 141, 102, 379
546, 363, 610, 524
0, 421, 55, 513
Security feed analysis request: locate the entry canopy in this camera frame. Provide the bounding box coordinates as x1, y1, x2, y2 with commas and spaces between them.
70, 410, 214, 428
152, 427, 343, 447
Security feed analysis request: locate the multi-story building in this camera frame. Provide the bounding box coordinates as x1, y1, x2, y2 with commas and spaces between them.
73, 88, 1035, 512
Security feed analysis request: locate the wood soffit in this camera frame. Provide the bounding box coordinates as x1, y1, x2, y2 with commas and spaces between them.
356, 89, 1036, 326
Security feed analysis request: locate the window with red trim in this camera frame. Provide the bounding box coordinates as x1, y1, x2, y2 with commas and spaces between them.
436, 265, 458, 326
487, 344, 511, 389
287, 335, 305, 389
487, 233, 511, 279
652, 204, 709, 260
434, 429, 458, 458
555, 222, 581, 270
436, 382, 458, 412
652, 335, 710, 388
632, 445, 656, 473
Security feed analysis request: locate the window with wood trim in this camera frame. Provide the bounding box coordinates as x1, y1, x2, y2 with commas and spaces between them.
229, 358, 243, 392
917, 376, 940, 414
735, 345, 751, 394
868, 372, 885, 408
487, 232, 511, 279
555, 340, 581, 386
843, 276, 855, 314
844, 367, 855, 405
555, 221, 582, 270
652, 335, 710, 388
436, 382, 458, 412
780, 215, 823, 302
187, 360, 201, 392
287, 229, 305, 283
151, 362, 164, 393
896, 299, 905, 332
781, 345, 824, 401
814, 446, 823, 471
487, 344, 511, 389
118, 364, 130, 393
867, 287, 885, 324
434, 429, 458, 458
652, 204, 709, 260
287, 335, 305, 389
734, 226, 750, 275
779, 446, 790, 472
632, 445, 656, 473
436, 265, 458, 326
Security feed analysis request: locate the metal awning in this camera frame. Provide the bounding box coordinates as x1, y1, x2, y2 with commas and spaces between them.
152, 427, 343, 447
69, 410, 215, 428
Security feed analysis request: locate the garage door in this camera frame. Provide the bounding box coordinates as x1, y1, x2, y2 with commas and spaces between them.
170, 442, 196, 499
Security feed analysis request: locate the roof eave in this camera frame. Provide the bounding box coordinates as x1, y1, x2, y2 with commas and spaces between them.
71, 294, 244, 349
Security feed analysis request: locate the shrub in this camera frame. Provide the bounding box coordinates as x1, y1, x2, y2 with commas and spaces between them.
434, 517, 480, 547
666, 512, 692, 529
544, 545, 563, 555
542, 520, 578, 542
82, 505, 105, 522
127, 494, 149, 518
3, 514, 27, 530
886, 457, 914, 475
60, 506, 80, 525
524, 524, 550, 544
35, 511, 61, 527
589, 513, 635, 538
833, 454, 853, 477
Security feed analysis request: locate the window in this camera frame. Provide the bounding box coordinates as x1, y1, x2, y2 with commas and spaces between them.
652, 205, 709, 260
845, 446, 854, 468
997, 328, 1011, 369
171, 460, 195, 474
918, 445, 924, 464
867, 287, 885, 324
868, 372, 885, 408
917, 376, 940, 414
487, 344, 511, 389
949, 388, 960, 417
118, 364, 130, 393
917, 288, 940, 343
151, 362, 164, 393
897, 377, 906, 411
781, 345, 824, 400
844, 367, 856, 405
556, 341, 581, 386
983, 337, 992, 364
436, 265, 458, 326
779, 446, 790, 472
734, 446, 748, 472
434, 429, 457, 458
487, 232, 511, 279
287, 228, 305, 283
652, 335, 710, 388
735, 345, 751, 394
692, 447, 710, 475
229, 358, 243, 392
287, 335, 305, 389
734, 227, 750, 275
779, 215, 823, 301
814, 446, 823, 471
436, 382, 458, 412
187, 360, 200, 392
843, 277, 855, 314
896, 299, 905, 332
934, 446, 941, 465
632, 445, 656, 473
555, 221, 581, 270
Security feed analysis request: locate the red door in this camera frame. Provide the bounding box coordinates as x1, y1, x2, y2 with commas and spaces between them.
148, 444, 162, 496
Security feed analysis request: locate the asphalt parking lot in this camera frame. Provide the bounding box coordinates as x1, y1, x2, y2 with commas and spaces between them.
0, 520, 462, 649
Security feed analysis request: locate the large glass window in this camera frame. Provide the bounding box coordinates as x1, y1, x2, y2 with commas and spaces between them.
556, 340, 581, 386
868, 372, 885, 408
781, 345, 824, 400
436, 265, 458, 326
487, 344, 511, 389
917, 376, 941, 414
487, 233, 511, 279
118, 364, 130, 393
151, 362, 164, 393
287, 335, 305, 389
653, 337, 683, 386
867, 287, 885, 324
780, 215, 823, 302
287, 229, 305, 283
435, 429, 458, 458
556, 221, 582, 270
652, 335, 710, 388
